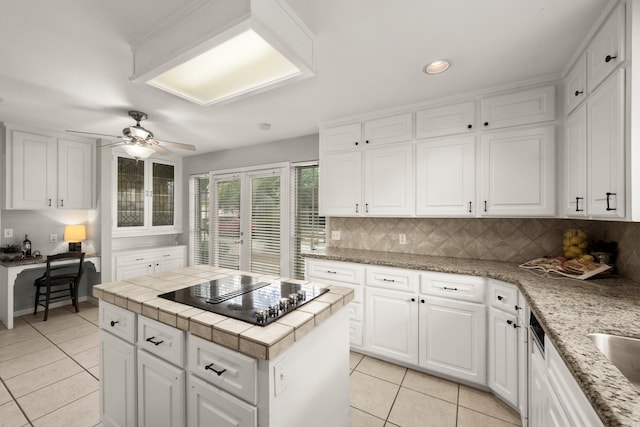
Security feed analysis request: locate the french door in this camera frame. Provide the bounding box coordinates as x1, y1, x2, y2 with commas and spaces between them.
211, 167, 288, 275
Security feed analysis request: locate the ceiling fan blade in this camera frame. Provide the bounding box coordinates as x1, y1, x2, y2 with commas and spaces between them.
155, 139, 196, 151
98, 141, 125, 149
66, 130, 123, 139
148, 143, 173, 155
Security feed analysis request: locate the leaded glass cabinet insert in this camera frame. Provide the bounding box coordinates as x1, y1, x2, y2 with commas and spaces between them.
117, 157, 145, 227
152, 162, 175, 226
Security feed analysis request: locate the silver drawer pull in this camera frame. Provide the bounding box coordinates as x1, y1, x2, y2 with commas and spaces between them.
326, 270, 337, 274
443, 286, 458, 291
135, 258, 144, 261
146, 336, 164, 346
382, 278, 396, 283
205, 363, 226, 376
163, 254, 171, 257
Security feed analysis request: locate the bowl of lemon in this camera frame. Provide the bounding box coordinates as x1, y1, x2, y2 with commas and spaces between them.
563, 229, 593, 260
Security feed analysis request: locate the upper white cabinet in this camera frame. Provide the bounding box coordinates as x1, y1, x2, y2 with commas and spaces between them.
587, 3, 625, 93
479, 126, 556, 216
587, 70, 625, 218
480, 85, 556, 130
4, 125, 95, 210
415, 101, 476, 139
564, 53, 588, 115
564, 105, 588, 216
319, 114, 414, 216
113, 153, 182, 235
416, 136, 476, 216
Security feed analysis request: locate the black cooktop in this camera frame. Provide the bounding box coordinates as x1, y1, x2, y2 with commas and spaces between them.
158, 275, 329, 326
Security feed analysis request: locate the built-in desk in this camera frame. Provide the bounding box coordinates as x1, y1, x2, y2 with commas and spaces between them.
0, 254, 101, 329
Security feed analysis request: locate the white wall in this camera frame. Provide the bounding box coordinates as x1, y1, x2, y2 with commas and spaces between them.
178, 133, 319, 247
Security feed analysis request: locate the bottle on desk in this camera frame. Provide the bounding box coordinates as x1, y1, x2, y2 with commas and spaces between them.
22, 234, 31, 257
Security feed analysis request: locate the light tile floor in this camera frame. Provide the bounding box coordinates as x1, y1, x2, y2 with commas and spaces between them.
0, 301, 100, 427
1, 302, 522, 427
349, 352, 523, 427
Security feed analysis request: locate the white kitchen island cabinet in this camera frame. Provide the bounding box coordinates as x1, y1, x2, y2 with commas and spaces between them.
94, 267, 353, 427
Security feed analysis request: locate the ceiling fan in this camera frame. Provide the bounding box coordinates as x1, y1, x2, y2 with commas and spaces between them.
66, 110, 196, 158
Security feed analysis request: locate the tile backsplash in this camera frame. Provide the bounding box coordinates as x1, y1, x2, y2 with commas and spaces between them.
327, 217, 640, 281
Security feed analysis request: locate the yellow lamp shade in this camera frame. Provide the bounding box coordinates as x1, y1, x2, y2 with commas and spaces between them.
64, 225, 86, 242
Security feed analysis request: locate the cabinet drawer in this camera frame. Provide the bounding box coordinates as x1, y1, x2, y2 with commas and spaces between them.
349, 321, 363, 347
420, 272, 485, 303
366, 266, 418, 292
488, 280, 519, 314
187, 374, 257, 427
347, 301, 363, 322
100, 301, 136, 343
116, 253, 154, 267
116, 247, 185, 268
306, 259, 363, 285
188, 335, 257, 404
138, 316, 185, 367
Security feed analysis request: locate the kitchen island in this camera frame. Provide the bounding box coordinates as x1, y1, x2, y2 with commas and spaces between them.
305, 248, 640, 427
92, 265, 354, 427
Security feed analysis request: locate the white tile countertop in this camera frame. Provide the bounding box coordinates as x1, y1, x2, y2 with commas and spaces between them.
304, 248, 640, 427
92, 265, 354, 361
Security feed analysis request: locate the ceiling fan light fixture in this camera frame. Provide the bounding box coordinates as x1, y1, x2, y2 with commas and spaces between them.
424, 59, 450, 75
122, 143, 154, 160
130, 0, 315, 106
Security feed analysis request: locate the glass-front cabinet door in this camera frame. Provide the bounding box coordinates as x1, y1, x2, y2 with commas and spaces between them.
113, 153, 180, 235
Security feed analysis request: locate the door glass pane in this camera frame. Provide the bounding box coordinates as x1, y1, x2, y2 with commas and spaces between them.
191, 176, 209, 265
117, 157, 145, 227
152, 163, 175, 226
214, 178, 241, 270
250, 175, 280, 275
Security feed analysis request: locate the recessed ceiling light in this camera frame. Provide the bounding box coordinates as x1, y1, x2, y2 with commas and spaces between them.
424, 60, 450, 75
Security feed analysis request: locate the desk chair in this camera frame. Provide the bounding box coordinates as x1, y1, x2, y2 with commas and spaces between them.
34, 252, 85, 321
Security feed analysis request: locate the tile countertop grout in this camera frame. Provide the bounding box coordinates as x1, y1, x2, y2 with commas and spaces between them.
303, 248, 640, 427
92, 265, 354, 363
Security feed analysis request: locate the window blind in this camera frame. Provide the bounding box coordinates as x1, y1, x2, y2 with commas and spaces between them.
189, 175, 210, 265
290, 164, 325, 279
250, 174, 281, 275
213, 177, 242, 270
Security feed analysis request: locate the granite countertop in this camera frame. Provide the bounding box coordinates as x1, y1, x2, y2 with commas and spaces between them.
304, 248, 640, 427
92, 265, 353, 361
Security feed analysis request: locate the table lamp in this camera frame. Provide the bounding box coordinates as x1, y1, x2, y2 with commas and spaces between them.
64, 225, 86, 252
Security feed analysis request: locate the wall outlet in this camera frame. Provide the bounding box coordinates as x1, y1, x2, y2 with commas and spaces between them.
3, 228, 13, 238
331, 230, 341, 240
49, 234, 58, 243
399, 233, 407, 245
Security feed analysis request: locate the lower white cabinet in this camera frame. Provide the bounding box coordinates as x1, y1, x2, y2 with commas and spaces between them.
420, 296, 486, 384
137, 350, 186, 427
187, 374, 257, 427
113, 245, 187, 280
365, 287, 419, 364
488, 306, 518, 407
528, 338, 547, 427
100, 330, 137, 427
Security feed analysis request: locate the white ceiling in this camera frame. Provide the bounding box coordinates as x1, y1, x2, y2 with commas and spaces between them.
0, 0, 609, 156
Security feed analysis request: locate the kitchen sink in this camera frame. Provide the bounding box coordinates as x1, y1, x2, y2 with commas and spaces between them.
588, 333, 640, 390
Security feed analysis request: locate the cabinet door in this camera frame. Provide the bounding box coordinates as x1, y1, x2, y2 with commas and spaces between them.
564, 53, 587, 115
488, 307, 518, 407
587, 69, 625, 218
154, 257, 185, 273
137, 350, 185, 427
419, 296, 486, 384
8, 130, 56, 209
363, 113, 412, 146
529, 341, 547, 427
547, 381, 571, 427
116, 263, 154, 280
363, 144, 414, 216
187, 374, 256, 427
480, 85, 556, 129
115, 155, 148, 229
151, 160, 177, 227
319, 151, 362, 216
319, 123, 362, 152
517, 319, 528, 426
416, 101, 475, 139
100, 330, 136, 427
416, 136, 475, 216
588, 3, 625, 92
365, 287, 418, 364
58, 138, 94, 209
479, 126, 555, 216
564, 105, 588, 216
